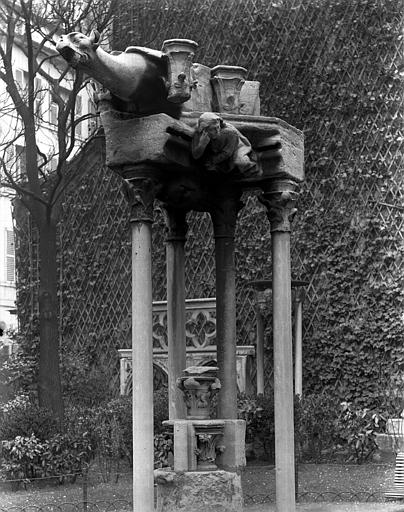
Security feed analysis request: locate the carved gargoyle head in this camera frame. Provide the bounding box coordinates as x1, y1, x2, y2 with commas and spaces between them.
56, 30, 100, 67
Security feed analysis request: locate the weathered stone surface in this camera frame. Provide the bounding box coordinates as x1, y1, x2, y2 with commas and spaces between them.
240, 81, 261, 116
101, 111, 304, 186
155, 470, 243, 512
216, 419, 246, 471
101, 112, 194, 171
183, 63, 213, 112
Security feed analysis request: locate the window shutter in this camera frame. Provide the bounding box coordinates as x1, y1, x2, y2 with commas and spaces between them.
50, 101, 58, 125
5, 230, 15, 282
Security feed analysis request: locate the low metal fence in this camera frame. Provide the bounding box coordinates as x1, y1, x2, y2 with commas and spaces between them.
245, 490, 387, 504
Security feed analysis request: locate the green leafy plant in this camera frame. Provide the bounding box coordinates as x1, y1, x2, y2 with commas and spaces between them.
238, 393, 275, 462
153, 387, 169, 434
0, 398, 58, 442
336, 401, 386, 464
61, 350, 113, 407
296, 392, 340, 462
1, 434, 45, 481
154, 433, 173, 469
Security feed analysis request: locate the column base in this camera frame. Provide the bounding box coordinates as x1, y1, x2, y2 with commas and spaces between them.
155, 469, 243, 512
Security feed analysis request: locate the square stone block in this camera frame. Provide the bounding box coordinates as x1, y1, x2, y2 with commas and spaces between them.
156, 470, 243, 512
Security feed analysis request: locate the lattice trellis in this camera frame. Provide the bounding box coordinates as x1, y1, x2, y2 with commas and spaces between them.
14, 0, 403, 395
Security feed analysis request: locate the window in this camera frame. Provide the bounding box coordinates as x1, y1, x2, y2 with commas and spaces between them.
15, 69, 24, 89
50, 101, 58, 125
34, 78, 46, 118
5, 229, 15, 283
75, 95, 82, 138
3, 145, 25, 180
15, 145, 26, 179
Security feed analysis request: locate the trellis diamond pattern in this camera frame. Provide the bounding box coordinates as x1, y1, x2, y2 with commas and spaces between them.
14, 0, 403, 395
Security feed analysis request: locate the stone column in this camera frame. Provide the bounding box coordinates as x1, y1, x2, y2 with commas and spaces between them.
209, 190, 243, 420
294, 287, 304, 397
255, 290, 266, 395
124, 175, 157, 512
260, 180, 299, 512
165, 208, 188, 420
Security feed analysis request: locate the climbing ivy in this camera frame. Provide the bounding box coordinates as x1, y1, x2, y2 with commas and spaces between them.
12, 0, 404, 406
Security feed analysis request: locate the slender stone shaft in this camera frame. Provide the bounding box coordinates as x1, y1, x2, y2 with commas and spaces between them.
255, 296, 265, 395
294, 293, 303, 397
210, 191, 242, 420
259, 180, 298, 512
125, 176, 156, 512
215, 235, 237, 418
165, 208, 188, 419
272, 230, 295, 511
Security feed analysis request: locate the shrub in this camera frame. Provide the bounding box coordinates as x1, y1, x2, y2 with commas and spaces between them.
91, 397, 132, 480
1, 434, 45, 481
238, 393, 275, 462
42, 431, 93, 480
154, 387, 168, 434
0, 329, 39, 396
297, 392, 340, 461
336, 401, 386, 464
61, 351, 113, 407
154, 433, 173, 468
0, 431, 93, 483
0, 396, 58, 442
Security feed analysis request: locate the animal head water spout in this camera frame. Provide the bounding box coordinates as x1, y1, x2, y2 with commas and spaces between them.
56, 30, 100, 68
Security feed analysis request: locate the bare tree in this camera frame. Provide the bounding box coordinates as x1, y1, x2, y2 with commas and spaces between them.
0, 0, 117, 423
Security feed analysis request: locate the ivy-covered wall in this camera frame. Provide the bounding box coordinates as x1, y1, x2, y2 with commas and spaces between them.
15, 0, 403, 402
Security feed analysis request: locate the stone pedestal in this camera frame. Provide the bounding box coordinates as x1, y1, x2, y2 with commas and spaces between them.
155, 470, 243, 512
374, 433, 401, 463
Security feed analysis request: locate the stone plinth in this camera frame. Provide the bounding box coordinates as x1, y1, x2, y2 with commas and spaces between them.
375, 433, 404, 463
155, 470, 243, 512
163, 419, 225, 471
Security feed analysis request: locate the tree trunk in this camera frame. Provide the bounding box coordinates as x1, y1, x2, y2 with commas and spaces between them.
38, 220, 64, 425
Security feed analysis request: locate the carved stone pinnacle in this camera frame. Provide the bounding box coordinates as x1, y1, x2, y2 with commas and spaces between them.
259, 181, 299, 233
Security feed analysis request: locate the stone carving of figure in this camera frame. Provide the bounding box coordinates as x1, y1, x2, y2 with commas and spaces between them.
191, 112, 258, 176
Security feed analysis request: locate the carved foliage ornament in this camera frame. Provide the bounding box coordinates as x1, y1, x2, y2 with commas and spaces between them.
259, 189, 299, 233
195, 432, 225, 470
122, 178, 157, 223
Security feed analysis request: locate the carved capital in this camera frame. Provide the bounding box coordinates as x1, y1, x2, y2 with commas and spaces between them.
123, 177, 158, 223
162, 39, 198, 104
164, 208, 188, 241
211, 65, 247, 114
209, 190, 244, 239
259, 181, 299, 233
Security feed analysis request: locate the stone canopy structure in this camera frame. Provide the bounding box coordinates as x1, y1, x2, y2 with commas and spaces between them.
58, 35, 304, 512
